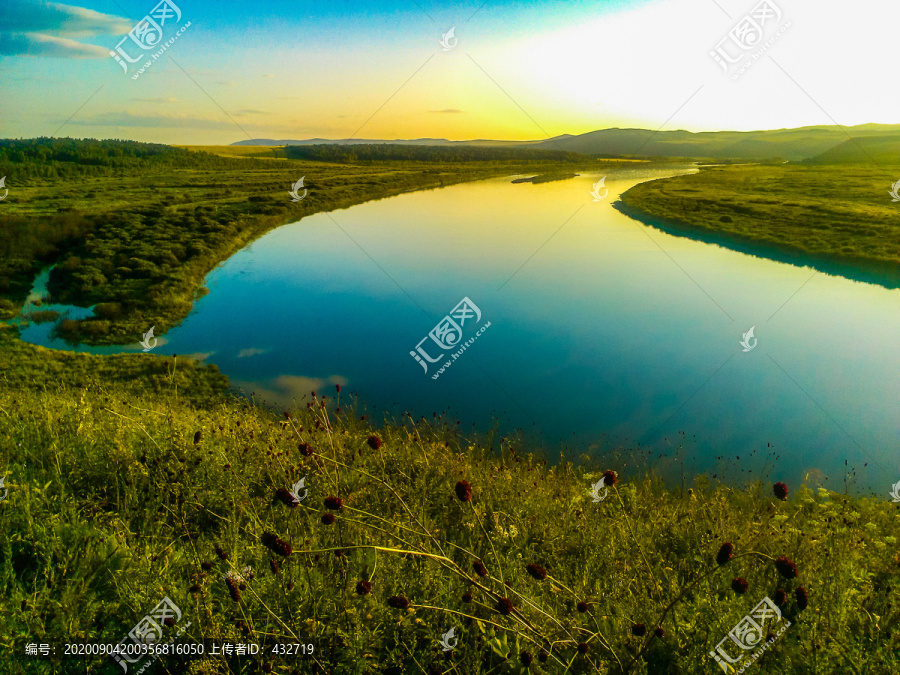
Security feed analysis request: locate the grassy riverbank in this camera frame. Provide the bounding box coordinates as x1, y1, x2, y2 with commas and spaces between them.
617, 164, 900, 288
0, 139, 607, 346
0, 326, 897, 674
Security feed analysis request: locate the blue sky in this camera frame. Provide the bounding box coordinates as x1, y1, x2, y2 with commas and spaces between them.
1, 0, 898, 144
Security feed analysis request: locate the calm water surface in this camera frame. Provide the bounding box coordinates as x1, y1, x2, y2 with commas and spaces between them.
19, 168, 900, 491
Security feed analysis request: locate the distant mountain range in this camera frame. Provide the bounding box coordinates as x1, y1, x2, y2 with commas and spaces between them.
233, 124, 900, 162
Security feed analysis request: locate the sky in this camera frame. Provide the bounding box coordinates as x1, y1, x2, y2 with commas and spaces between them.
0, 0, 898, 144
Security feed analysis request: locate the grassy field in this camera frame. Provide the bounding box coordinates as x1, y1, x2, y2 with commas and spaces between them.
0, 140, 609, 346
0, 325, 898, 674
617, 164, 900, 288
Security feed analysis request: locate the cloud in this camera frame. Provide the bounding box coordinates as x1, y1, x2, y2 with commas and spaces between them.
0, 30, 111, 58
233, 109, 270, 116
130, 96, 180, 103
0, 0, 131, 58
230, 374, 348, 408
65, 110, 249, 130
429, 108, 465, 113
263, 74, 275, 79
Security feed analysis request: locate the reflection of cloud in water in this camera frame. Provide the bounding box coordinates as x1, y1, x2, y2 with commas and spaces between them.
230, 374, 349, 408
179, 351, 214, 362
237, 347, 269, 358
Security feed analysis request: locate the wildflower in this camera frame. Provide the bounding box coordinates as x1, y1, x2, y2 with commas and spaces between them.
355, 580, 372, 596
716, 542, 734, 566
602, 470, 618, 486
576, 601, 589, 613
773, 482, 788, 500
275, 487, 299, 507
520, 651, 533, 666
336, 384, 341, 394
773, 589, 787, 606
188, 584, 201, 594
241, 566, 254, 581
298, 443, 313, 456
269, 559, 279, 575
455, 480, 473, 502
193, 430, 202, 445
321, 513, 335, 525
260, 532, 292, 557
201, 561, 213, 571
577, 643, 589, 655
631, 623, 646, 636
462, 592, 472, 603
215, 547, 228, 561
387, 595, 410, 609
473, 560, 488, 577
164, 617, 175, 628
731, 578, 749, 594
526, 564, 547, 581
654, 627, 665, 639
775, 556, 798, 579
287, 582, 294, 590
496, 597, 514, 615
225, 577, 241, 602
324, 496, 344, 511
795, 586, 809, 610
367, 435, 382, 450
538, 651, 548, 663
283, 411, 291, 419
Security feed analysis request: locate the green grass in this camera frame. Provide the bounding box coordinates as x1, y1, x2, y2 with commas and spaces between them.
0, 326, 897, 674
617, 164, 900, 288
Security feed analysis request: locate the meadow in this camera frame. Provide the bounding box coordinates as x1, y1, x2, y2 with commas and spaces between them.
617, 164, 900, 288
0, 326, 898, 674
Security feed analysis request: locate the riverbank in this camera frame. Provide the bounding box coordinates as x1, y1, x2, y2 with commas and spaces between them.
617, 164, 900, 289
0, 323, 896, 674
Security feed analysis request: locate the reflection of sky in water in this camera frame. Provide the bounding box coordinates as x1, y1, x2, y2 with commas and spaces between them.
16, 169, 900, 491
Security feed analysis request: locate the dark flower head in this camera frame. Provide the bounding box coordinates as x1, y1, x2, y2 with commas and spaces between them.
654, 627, 665, 639
496, 597, 514, 615
324, 496, 344, 511
336, 384, 341, 393
193, 430, 202, 445
577, 643, 589, 655
462, 592, 473, 603
526, 564, 547, 581
455, 480, 473, 503
631, 623, 646, 637
602, 470, 618, 486
269, 559, 279, 575
473, 560, 488, 577
775, 556, 798, 579
275, 487, 300, 507
163, 616, 175, 628
225, 577, 241, 602
298, 443, 313, 456
387, 595, 410, 610
773, 482, 788, 501
519, 651, 533, 667
188, 584, 201, 594
795, 586, 809, 610
355, 580, 372, 596
576, 601, 589, 613
538, 650, 548, 663
321, 513, 335, 525
731, 577, 749, 594
366, 435, 382, 450
773, 589, 787, 606
260, 532, 292, 557
201, 561, 213, 571
716, 542, 734, 566
215, 547, 228, 561
283, 411, 291, 419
